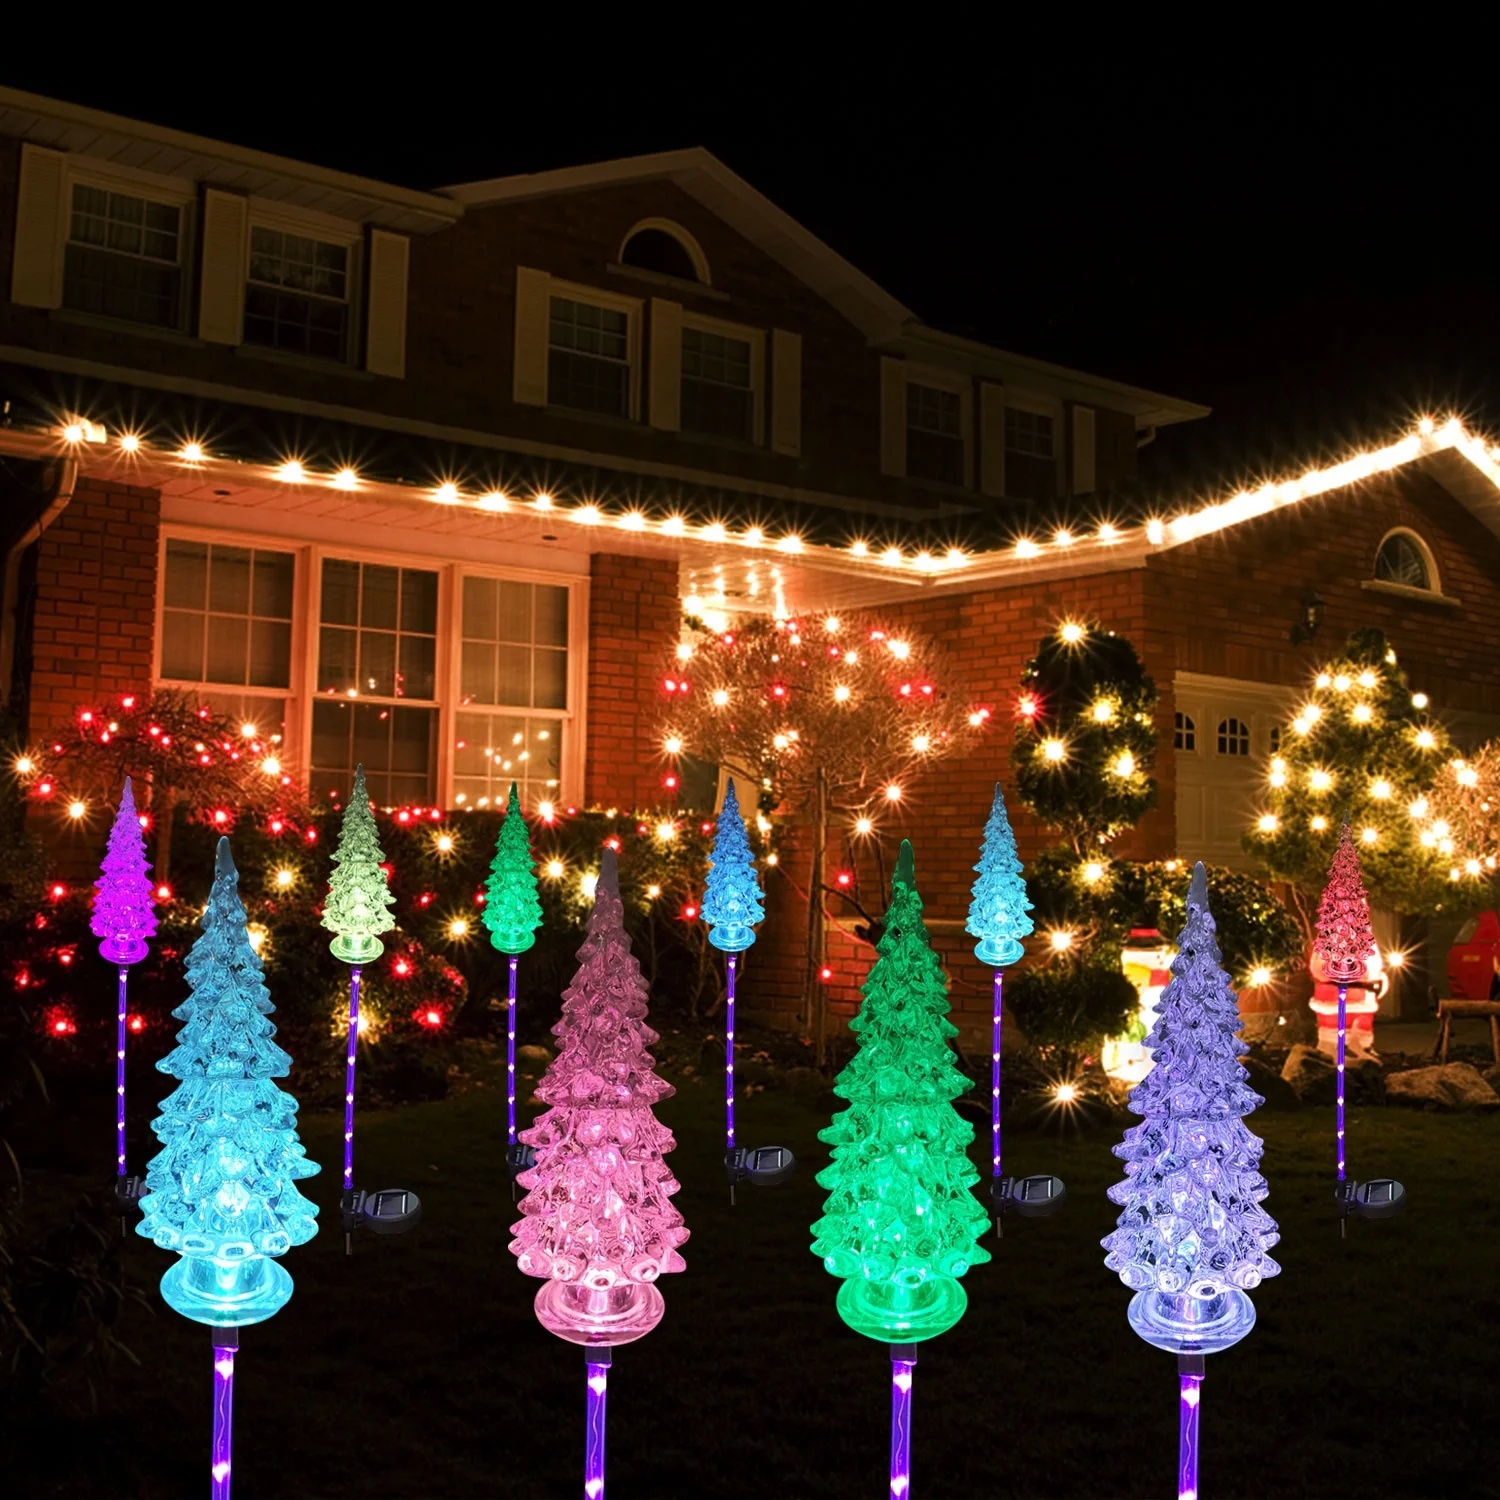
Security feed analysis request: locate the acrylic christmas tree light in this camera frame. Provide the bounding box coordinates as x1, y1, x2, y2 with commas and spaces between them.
1102, 861, 1280, 1500
1315, 824, 1407, 1228
137, 837, 320, 1500
481, 783, 544, 1164
701, 781, 794, 1201
966, 782, 1064, 1233
813, 840, 990, 1499
91, 776, 158, 1208
511, 846, 687, 1499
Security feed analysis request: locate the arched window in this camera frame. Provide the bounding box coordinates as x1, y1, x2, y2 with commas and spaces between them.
1174, 712, 1196, 751
1374, 529, 1436, 592
1217, 717, 1250, 756
619, 220, 709, 284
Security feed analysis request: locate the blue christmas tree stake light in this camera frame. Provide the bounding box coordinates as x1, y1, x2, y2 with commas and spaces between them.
91, 776, 158, 1211
701, 781, 793, 1202
1102, 862, 1281, 1500
966, 783, 1063, 1233
137, 837, 320, 1499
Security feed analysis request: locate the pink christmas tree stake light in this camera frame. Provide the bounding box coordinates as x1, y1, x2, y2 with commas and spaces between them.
91, 775, 158, 1210
510, 846, 687, 1498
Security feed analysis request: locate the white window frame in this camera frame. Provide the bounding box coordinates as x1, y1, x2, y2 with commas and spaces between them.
546, 277, 643, 422
1372, 527, 1439, 594
243, 203, 363, 368
154, 527, 588, 809
1003, 389, 1065, 495
1173, 710, 1199, 755
60, 162, 195, 333
618, 218, 711, 285
903, 362, 972, 488
1215, 716, 1251, 757
679, 309, 766, 446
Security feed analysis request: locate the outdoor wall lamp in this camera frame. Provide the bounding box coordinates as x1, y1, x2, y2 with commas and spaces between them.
1291, 589, 1325, 646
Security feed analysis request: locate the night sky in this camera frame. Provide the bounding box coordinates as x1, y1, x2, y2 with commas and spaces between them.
6, 50, 1498, 499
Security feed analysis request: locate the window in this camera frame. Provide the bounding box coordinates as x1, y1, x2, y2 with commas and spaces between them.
1375, 530, 1434, 591
548, 296, 631, 416
456, 576, 570, 807
312, 560, 439, 804
1217, 717, 1251, 756
63, 184, 182, 328
1174, 712, 1196, 751
1269, 726, 1282, 754
244, 226, 350, 361
160, 540, 294, 688
682, 326, 754, 442
906, 382, 965, 485
621, 227, 701, 282
1005, 406, 1057, 501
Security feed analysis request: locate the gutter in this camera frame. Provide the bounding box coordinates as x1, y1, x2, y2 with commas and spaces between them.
1, 456, 77, 697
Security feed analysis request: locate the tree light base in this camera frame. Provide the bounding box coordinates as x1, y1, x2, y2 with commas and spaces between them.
487, 929, 537, 956
161, 1254, 293, 1328
1127, 1288, 1255, 1355
329, 933, 385, 964
836, 1274, 967, 1343
974, 937, 1024, 967
98, 936, 149, 965
535, 1280, 664, 1347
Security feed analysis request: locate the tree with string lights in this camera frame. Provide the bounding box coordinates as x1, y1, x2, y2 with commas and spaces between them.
1242, 630, 1456, 938
659, 612, 985, 1064
1011, 619, 1159, 858
1419, 740, 1500, 890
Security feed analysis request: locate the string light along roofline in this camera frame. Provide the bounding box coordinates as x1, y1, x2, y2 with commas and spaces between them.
23, 412, 1500, 585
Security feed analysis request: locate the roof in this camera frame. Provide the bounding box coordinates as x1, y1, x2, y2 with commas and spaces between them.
444, 149, 1208, 431
0, 87, 461, 234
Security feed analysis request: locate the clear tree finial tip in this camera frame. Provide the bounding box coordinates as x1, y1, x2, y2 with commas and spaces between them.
895, 839, 916, 891
214, 836, 235, 879
723, 779, 740, 814
597, 844, 620, 901
1188, 861, 1209, 910
507, 781, 521, 811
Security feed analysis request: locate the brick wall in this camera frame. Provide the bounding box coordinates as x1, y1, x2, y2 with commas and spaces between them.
29, 476, 159, 737
584, 552, 681, 810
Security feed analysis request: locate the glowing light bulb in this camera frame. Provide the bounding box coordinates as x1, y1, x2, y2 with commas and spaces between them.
712, 689, 730, 707
888, 639, 911, 660
119, 433, 141, 453
1258, 814, 1279, 833
334, 467, 359, 490
1015, 538, 1041, 558
1409, 796, 1429, 819
435, 481, 460, 503
1054, 528, 1074, 547
824, 617, 842, 633
884, 784, 902, 803
14, 756, 34, 775
274, 868, 294, 888
1315, 673, 1332, 689
1416, 729, 1437, 749
546, 860, 564, 879
1059, 621, 1085, 644
646, 883, 662, 899
849, 540, 869, 557
1091, 700, 1114, 722
181, 441, 204, 462
1146, 519, 1166, 544
581, 872, 599, 899
1467, 859, 1482, 876
1083, 862, 1104, 884
1054, 1082, 1078, 1103
1310, 815, 1328, 831
477, 490, 507, 510
260, 755, 281, 775
1371, 778, 1392, 799
911, 734, 931, 752
1309, 769, 1332, 791
275, 459, 306, 483
1049, 930, 1074, 951
1304, 704, 1323, 722
538, 801, 556, 823
1249, 966, 1273, 988
1114, 751, 1136, 776
62, 423, 84, 443
1458, 765, 1479, 787
1385, 950, 1405, 968
436, 833, 454, 853
1358, 670, 1377, 688
1042, 738, 1067, 763
67, 800, 86, 820
854, 817, 874, 836
1332, 674, 1350, 692
654, 821, 676, 842
1352, 703, 1372, 723
833, 684, 851, 703
663, 735, 683, 755
1362, 826, 1378, 845
448, 917, 470, 939
1412, 692, 1429, 709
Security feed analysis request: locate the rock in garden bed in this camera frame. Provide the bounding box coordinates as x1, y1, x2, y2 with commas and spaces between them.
1384, 1062, 1500, 1111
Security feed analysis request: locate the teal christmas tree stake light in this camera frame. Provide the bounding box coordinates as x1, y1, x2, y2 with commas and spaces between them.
813, 840, 990, 1497
90, 775, 158, 1209
322, 766, 395, 1248
137, 837, 320, 1499
481, 783, 544, 1181
701, 782, 792, 1201
964, 782, 1063, 1235
1102, 862, 1280, 1500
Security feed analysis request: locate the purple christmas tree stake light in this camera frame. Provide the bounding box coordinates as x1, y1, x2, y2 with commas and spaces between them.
91, 776, 158, 1210
1102, 862, 1281, 1500
702, 781, 794, 1202
511, 847, 688, 1499
1314, 824, 1406, 1230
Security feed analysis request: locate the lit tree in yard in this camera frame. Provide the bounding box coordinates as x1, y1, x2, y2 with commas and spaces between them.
1242, 630, 1456, 938
662, 612, 985, 1065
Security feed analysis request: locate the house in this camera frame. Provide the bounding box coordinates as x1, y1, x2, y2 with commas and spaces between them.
3, 87, 1499, 1045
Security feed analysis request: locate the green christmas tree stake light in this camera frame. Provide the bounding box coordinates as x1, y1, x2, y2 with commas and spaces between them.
481, 782, 543, 1189
812, 840, 991, 1499
137, 837, 320, 1500
90, 775, 158, 1213
1315, 823, 1406, 1232
322, 766, 419, 1251
966, 782, 1064, 1235
701, 781, 794, 1203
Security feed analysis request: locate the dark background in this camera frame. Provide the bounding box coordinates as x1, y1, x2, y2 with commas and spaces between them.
5, 44, 1498, 495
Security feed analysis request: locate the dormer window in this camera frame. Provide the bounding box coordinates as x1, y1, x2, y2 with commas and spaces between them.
619, 220, 709, 284
1374, 529, 1435, 592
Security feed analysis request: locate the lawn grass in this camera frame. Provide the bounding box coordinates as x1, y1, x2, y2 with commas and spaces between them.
10, 1056, 1500, 1499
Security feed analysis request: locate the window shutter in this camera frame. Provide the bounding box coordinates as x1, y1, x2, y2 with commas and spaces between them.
879, 356, 906, 477
980, 381, 1006, 496
10, 144, 66, 309
648, 297, 682, 431
197, 189, 247, 345
513, 266, 550, 406
770, 329, 802, 456
365, 229, 410, 378
1072, 405, 1097, 495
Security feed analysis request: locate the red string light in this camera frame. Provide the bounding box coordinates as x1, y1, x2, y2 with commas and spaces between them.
416, 1006, 445, 1030
819, 965, 834, 981
48, 883, 65, 901
393, 957, 412, 977
128, 1014, 145, 1033
155, 884, 172, 901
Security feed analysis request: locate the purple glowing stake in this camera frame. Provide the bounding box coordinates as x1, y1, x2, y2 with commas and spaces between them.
585, 1348, 610, 1500
116, 966, 129, 1175
212, 1332, 237, 1500
1178, 1355, 1203, 1500
890, 1345, 915, 1499
508, 956, 519, 1146
343, 967, 360, 1254
726, 952, 737, 1151
991, 969, 1002, 1204
1336, 984, 1347, 1184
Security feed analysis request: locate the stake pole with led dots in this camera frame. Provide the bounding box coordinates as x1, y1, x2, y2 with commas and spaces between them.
481, 783, 544, 1185
321, 766, 397, 1253
90, 776, 158, 1213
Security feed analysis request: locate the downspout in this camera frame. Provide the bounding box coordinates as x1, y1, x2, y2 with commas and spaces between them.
1, 457, 78, 700
1136, 425, 1158, 450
